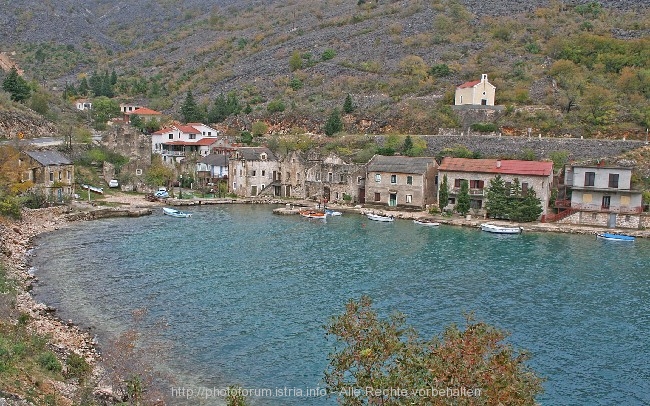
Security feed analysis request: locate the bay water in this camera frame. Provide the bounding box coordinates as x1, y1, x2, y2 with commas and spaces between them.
31, 205, 650, 405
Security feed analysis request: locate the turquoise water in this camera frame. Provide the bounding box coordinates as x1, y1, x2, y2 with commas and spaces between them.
31, 205, 650, 405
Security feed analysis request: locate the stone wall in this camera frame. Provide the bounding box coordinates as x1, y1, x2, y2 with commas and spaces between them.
558, 211, 643, 229
420, 135, 646, 161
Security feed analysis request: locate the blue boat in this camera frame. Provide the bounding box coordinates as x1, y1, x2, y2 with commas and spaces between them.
596, 233, 635, 242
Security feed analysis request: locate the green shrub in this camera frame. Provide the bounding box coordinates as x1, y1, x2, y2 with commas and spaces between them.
0, 196, 21, 220
66, 352, 92, 381
470, 123, 497, 132
321, 49, 336, 61
267, 99, 285, 113
38, 351, 62, 373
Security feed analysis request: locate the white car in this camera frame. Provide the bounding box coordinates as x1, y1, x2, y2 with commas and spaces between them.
109, 179, 119, 188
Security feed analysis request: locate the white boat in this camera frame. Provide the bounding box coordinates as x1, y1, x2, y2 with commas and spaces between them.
596, 233, 635, 242
325, 209, 342, 216
413, 219, 440, 226
480, 223, 522, 234
366, 213, 394, 222
163, 207, 192, 218
81, 184, 104, 194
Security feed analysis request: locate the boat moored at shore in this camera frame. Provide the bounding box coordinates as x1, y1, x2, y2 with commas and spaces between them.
480, 223, 523, 234
366, 213, 394, 222
596, 233, 635, 242
163, 207, 192, 218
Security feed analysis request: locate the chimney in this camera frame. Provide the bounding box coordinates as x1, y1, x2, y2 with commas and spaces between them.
496, 160, 501, 168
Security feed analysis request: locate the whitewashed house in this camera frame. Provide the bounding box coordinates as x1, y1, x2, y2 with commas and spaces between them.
455, 74, 496, 106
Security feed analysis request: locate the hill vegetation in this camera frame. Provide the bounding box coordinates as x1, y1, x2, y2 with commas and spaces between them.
0, 0, 647, 138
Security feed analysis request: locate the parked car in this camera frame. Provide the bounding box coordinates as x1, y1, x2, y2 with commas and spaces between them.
108, 179, 119, 188
154, 187, 169, 198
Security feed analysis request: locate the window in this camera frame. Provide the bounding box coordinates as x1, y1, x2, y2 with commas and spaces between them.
233, 182, 237, 190
470, 180, 484, 189
592, 213, 597, 220
239, 170, 242, 176
251, 170, 256, 176
357, 176, 363, 184
261, 170, 265, 176
522, 182, 529, 195
375, 174, 381, 182
448, 197, 456, 204
49, 172, 53, 181
58, 171, 62, 180
602, 196, 611, 209
585, 172, 595, 187
454, 179, 466, 188
374, 192, 381, 201
207, 131, 212, 136
328, 172, 333, 182
168, 134, 173, 140
407, 176, 413, 185
189, 134, 196, 140
406, 194, 412, 203
136, 169, 143, 176
67, 170, 71, 180
470, 199, 483, 209
390, 174, 397, 184
251, 185, 258, 195
260, 153, 267, 160
608, 174, 619, 188
261, 184, 265, 190
335, 192, 339, 199
340, 174, 345, 182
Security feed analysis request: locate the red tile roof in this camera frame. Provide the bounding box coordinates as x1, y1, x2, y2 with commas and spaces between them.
126, 107, 162, 115
457, 79, 481, 89
438, 157, 553, 176
176, 125, 200, 134
153, 127, 174, 135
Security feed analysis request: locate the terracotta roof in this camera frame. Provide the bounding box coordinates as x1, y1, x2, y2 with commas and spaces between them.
457, 79, 481, 89
176, 125, 200, 134
126, 107, 162, 115
194, 138, 220, 146
438, 157, 553, 176
153, 127, 175, 135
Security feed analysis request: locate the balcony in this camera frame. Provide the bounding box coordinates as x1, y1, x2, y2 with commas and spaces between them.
161, 150, 186, 157
450, 188, 484, 196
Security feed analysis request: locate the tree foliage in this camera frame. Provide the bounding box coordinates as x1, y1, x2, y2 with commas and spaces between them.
2, 66, 31, 102
485, 176, 543, 221
439, 174, 449, 212
343, 93, 354, 114
90, 96, 120, 130
324, 108, 343, 136
455, 180, 470, 215
145, 155, 174, 187
180, 90, 204, 123
325, 296, 544, 406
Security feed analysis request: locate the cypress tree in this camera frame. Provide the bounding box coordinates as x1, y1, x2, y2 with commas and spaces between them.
485, 174, 508, 219
455, 180, 470, 215
181, 90, 203, 123
439, 174, 449, 212
2, 66, 31, 102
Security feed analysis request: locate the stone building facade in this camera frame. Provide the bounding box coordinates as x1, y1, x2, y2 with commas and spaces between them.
20, 150, 75, 201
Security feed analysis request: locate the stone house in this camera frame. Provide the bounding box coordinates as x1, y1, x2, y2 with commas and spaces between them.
101, 126, 152, 191
365, 155, 438, 209
454, 74, 496, 106
228, 147, 279, 197
437, 157, 553, 216
20, 150, 74, 201
302, 152, 366, 204
277, 150, 307, 198
555, 163, 644, 228
75, 99, 92, 111
196, 154, 229, 188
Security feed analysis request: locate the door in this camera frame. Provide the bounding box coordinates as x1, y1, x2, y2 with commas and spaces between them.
323, 186, 331, 202
358, 187, 365, 204
389, 193, 397, 207
602, 196, 611, 210
285, 185, 291, 197
608, 213, 617, 228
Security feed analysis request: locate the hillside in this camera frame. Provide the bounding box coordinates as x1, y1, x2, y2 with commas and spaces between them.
0, 0, 648, 137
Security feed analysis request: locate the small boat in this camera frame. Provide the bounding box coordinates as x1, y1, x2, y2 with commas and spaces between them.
325, 209, 342, 216
366, 213, 394, 222
596, 233, 635, 242
480, 223, 522, 234
413, 219, 440, 226
299, 210, 326, 219
163, 207, 192, 218
81, 184, 104, 194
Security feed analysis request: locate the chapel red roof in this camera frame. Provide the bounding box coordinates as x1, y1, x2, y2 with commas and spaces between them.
125, 107, 162, 115
438, 157, 553, 176
456, 79, 481, 89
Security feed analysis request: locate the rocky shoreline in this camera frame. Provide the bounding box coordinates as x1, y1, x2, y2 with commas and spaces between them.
0, 204, 152, 405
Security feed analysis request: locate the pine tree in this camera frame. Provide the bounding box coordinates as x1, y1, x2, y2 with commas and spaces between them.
439, 174, 449, 212
485, 175, 508, 219
324, 108, 343, 136
517, 187, 543, 222
181, 90, 203, 123
507, 178, 523, 220
343, 93, 354, 113
402, 135, 413, 155
2, 66, 31, 102
78, 77, 89, 96
208, 93, 228, 123
455, 180, 470, 215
